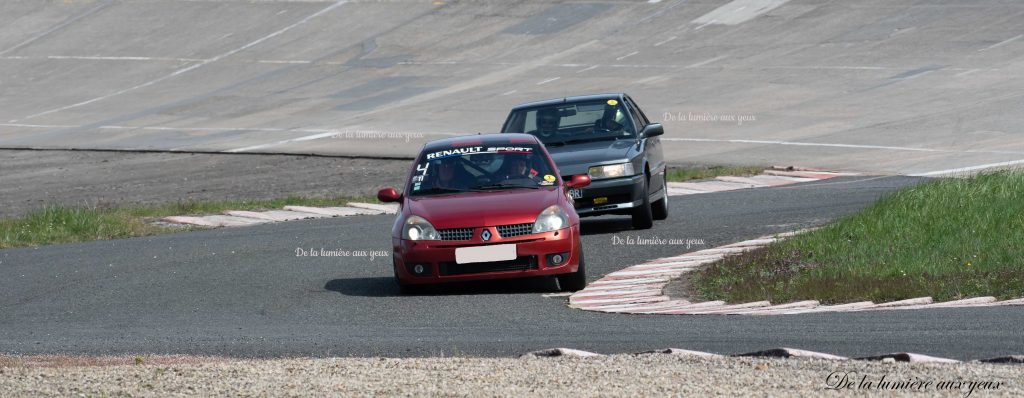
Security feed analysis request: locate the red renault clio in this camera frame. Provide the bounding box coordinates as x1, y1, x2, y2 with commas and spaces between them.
377, 134, 591, 293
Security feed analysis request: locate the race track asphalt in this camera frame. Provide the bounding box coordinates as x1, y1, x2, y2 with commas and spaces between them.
3, 175, 1022, 360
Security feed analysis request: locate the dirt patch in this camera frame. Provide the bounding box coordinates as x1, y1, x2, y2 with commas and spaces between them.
0, 150, 411, 218
661, 270, 697, 301
1, 355, 1020, 397
0, 355, 227, 368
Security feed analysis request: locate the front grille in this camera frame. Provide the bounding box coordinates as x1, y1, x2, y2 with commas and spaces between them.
438, 228, 473, 241
497, 223, 534, 238
439, 256, 538, 276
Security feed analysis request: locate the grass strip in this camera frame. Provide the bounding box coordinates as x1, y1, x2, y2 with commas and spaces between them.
692, 170, 1024, 304
0, 196, 378, 249
665, 165, 765, 182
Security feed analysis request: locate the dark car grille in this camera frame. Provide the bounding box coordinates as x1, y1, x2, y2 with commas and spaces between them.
438, 228, 474, 241
497, 223, 534, 238
439, 256, 538, 276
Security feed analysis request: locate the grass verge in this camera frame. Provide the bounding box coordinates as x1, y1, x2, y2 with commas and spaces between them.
665, 165, 765, 182
691, 170, 1024, 304
0, 196, 378, 249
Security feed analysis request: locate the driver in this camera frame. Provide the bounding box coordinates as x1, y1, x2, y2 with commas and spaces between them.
502, 155, 539, 181
433, 158, 470, 190
591, 106, 626, 133
535, 108, 561, 138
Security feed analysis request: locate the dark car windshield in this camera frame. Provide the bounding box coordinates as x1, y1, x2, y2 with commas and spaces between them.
502, 99, 636, 145
409, 144, 558, 196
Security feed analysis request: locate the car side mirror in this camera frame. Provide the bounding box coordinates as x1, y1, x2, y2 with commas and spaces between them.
377, 187, 402, 203
566, 174, 591, 189
641, 123, 664, 138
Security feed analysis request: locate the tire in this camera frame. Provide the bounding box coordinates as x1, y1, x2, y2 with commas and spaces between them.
397, 281, 419, 295
558, 250, 587, 292
631, 176, 654, 229
652, 175, 669, 221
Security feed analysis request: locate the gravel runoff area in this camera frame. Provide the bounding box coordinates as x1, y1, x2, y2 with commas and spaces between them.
0, 150, 411, 219
1, 355, 1020, 397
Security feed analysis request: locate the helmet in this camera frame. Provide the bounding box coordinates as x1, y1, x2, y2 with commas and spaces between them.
600, 104, 626, 130
503, 153, 531, 176
537, 108, 560, 131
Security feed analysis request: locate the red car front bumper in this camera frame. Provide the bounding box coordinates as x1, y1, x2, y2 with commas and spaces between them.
392, 225, 581, 285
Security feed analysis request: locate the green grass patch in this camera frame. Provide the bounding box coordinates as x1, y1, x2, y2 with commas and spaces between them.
0, 196, 379, 249
692, 170, 1024, 304
665, 165, 765, 182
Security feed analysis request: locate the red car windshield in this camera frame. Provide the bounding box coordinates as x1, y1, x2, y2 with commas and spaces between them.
409, 144, 558, 196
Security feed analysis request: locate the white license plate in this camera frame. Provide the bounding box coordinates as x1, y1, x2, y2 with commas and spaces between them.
568, 188, 583, 199
455, 244, 517, 264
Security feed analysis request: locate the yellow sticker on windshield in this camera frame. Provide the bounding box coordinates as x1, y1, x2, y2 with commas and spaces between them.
544, 174, 556, 182
606, 99, 618, 106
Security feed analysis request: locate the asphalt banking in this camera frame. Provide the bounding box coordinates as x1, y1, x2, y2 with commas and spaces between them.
2, 175, 1022, 359
3, 1, 1023, 175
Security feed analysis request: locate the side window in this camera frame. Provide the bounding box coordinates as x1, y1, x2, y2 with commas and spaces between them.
524, 111, 537, 133
624, 99, 645, 131
626, 96, 651, 126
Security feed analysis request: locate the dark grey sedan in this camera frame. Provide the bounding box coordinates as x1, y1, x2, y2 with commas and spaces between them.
501, 93, 667, 229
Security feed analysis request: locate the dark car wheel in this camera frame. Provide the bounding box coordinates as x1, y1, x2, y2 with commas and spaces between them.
631, 176, 654, 229
558, 250, 587, 292
652, 176, 669, 220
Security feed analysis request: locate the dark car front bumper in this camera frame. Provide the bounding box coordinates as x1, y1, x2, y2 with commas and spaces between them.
571, 173, 645, 216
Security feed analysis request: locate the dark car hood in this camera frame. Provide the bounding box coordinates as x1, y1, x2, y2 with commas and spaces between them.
545, 139, 638, 176
406, 188, 559, 229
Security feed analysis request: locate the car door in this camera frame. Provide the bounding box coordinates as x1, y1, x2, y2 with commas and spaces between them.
624, 96, 665, 193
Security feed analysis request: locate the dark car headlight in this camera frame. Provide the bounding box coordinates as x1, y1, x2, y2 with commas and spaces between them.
588, 163, 635, 180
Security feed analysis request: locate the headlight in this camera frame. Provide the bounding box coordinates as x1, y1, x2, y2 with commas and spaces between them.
403, 215, 440, 240
588, 163, 634, 180
533, 205, 569, 233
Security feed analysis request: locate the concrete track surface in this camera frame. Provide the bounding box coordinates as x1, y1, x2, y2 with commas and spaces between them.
1, 0, 1023, 175
4, 176, 1024, 359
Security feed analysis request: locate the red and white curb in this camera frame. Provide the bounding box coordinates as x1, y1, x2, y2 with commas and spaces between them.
161, 202, 398, 228
158, 167, 842, 227
668, 167, 856, 196
568, 232, 1024, 315
522, 348, 1023, 364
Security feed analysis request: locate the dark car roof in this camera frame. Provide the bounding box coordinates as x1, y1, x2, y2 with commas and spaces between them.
509, 93, 626, 110
421, 133, 540, 152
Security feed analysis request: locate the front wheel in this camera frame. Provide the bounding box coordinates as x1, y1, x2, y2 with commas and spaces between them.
652, 176, 669, 220
631, 177, 654, 229
394, 260, 421, 295
557, 250, 587, 292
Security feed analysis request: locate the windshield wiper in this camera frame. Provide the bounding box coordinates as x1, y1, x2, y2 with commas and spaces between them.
474, 183, 541, 190
413, 187, 476, 195
549, 135, 622, 147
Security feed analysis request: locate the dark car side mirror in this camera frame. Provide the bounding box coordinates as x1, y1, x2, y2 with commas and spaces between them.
640, 123, 664, 138
566, 174, 591, 189
377, 187, 402, 203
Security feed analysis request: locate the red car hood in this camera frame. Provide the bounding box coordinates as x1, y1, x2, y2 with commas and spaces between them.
406, 188, 559, 229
